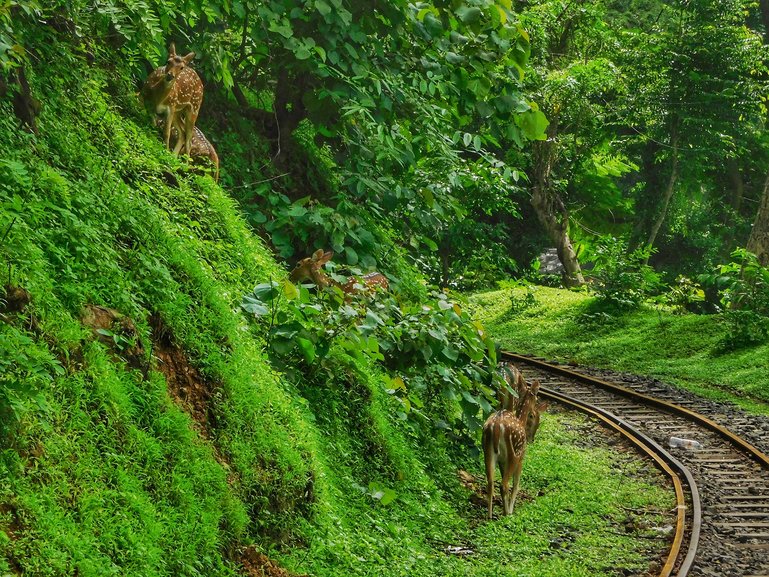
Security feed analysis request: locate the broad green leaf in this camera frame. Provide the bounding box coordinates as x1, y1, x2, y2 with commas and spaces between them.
296, 337, 316, 363
456, 6, 482, 24
251, 282, 280, 301
442, 346, 459, 362
282, 280, 299, 300
517, 109, 549, 141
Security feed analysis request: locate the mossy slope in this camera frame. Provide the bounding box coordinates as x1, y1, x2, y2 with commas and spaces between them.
1, 40, 671, 577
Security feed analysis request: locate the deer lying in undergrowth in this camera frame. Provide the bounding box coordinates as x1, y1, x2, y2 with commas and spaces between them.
141, 43, 203, 157
482, 374, 548, 518
155, 119, 219, 181
288, 249, 389, 296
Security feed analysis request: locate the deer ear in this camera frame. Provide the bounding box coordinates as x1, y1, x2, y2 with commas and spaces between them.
538, 402, 549, 413
312, 249, 325, 260
182, 52, 196, 64
318, 251, 334, 265
168, 43, 177, 57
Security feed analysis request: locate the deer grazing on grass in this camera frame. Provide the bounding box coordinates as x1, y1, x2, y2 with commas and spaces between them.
141, 43, 203, 157
288, 249, 389, 296
482, 374, 548, 519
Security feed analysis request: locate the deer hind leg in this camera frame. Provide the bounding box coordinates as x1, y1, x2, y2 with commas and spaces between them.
183, 110, 198, 157
501, 459, 515, 515
508, 454, 524, 515
170, 113, 187, 156
163, 108, 174, 152
483, 432, 496, 520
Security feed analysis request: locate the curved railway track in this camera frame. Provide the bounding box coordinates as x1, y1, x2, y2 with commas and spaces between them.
501, 351, 769, 577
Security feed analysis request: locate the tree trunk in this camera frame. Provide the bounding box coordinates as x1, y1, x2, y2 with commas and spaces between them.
630, 140, 662, 250
645, 131, 679, 258
747, 1, 769, 261
760, 0, 769, 41
530, 131, 585, 287
747, 173, 769, 266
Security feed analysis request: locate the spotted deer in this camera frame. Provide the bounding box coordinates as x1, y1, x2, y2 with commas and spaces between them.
497, 362, 527, 411
157, 120, 219, 181
288, 249, 389, 295
482, 378, 548, 518
141, 43, 203, 157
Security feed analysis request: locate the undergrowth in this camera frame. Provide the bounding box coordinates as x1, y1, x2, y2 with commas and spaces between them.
0, 30, 673, 577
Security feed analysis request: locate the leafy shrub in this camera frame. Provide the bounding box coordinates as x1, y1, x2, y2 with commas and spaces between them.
242, 280, 502, 435
662, 275, 705, 314
589, 236, 660, 310
700, 248, 769, 349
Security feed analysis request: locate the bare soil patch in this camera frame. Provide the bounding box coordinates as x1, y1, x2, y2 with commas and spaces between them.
149, 313, 216, 438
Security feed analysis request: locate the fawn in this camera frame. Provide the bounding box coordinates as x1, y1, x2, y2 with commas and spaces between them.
288, 249, 389, 295
156, 119, 219, 181
141, 43, 203, 157
482, 378, 548, 518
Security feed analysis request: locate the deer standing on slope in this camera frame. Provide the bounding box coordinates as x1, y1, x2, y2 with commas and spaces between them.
482, 377, 548, 519
289, 249, 389, 295
141, 43, 203, 157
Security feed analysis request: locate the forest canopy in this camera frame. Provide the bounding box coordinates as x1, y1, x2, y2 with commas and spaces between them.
4, 0, 769, 289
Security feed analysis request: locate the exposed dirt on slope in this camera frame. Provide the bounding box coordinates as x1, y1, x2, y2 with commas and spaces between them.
0, 502, 24, 573
1, 284, 31, 315
80, 304, 145, 370
149, 313, 217, 439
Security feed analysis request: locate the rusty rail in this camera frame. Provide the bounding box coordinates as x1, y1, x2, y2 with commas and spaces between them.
502, 352, 702, 577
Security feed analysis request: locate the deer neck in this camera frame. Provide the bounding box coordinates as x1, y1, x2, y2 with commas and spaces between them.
516, 394, 536, 421
312, 269, 342, 290
144, 72, 176, 115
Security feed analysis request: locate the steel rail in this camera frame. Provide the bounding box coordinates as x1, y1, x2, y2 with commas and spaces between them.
500, 352, 704, 576
503, 352, 769, 469
538, 386, 699, 577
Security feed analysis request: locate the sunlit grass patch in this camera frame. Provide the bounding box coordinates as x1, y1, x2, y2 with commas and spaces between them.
469, 285, 769, 413
279, 411, 673, 577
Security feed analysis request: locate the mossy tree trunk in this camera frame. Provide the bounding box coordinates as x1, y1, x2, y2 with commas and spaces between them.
530, 119, 585, 288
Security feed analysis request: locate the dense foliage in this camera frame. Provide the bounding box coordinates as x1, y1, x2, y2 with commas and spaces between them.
2, 0, 769, 574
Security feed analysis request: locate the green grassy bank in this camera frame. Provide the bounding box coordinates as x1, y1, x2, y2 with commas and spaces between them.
469, 285, 769, 413
1, 31, 674, 577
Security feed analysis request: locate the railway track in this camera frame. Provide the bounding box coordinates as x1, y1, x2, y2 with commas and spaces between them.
502, 352, 769, 577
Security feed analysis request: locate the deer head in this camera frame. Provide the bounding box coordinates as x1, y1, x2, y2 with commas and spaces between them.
289, 249, 334, 287
482, 377, 547, 518
141, 43, 204, 157
289, 250, 389, 296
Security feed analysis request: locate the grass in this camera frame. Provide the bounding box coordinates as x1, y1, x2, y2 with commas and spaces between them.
468, 285, 769, 414
0, 35, 675, 577
280, 411, 674, 577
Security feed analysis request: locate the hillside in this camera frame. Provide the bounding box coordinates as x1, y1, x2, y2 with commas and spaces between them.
0, 15, 677, 577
